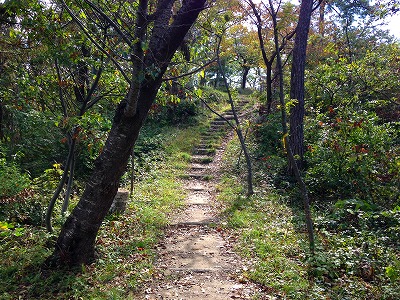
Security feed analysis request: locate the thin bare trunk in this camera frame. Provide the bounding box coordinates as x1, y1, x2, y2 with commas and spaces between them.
62, 151, 76, 214
319, 0, 326, 35
248, 0, 294, 115
46, 135, 76, 232
130, 150, 134, 194
216, 36, 253, 196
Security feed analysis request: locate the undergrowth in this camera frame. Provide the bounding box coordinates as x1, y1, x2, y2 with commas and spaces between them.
218, 105, 400, 299
0, 118, 207, 299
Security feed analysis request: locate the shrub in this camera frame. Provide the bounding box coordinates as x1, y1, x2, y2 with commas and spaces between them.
0, 156, 30, 199
150, 96, 200, 125
305, 109, 399, 207
253, 112, 282, 157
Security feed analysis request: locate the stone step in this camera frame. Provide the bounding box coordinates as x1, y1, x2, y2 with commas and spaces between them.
216, 116, 235, 121
186, 191, 210, 205
184, 182, 208, 191
193, 148, 215, 155
196, 143, 214, 148
209, 126, 225, 132
209, 124, 228, 131
171, 220, 216, 226
210, 120, 226, 126
186, 173, 213, 180
190, 155, 213, 164
190, 165, 206, 171
191, 162, 210, 168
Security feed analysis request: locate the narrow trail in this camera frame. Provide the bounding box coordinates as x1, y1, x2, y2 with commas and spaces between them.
140, 105, 264, 299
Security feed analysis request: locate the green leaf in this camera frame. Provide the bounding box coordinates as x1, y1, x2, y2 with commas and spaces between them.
79, 11, 87, 19
194, 88, 202, 98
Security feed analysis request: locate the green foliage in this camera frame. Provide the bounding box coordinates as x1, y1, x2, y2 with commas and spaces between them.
225, 113, 400, 298
237, 88, 253, 95
151, 95, 200, 125
253, 112, 283, 157
0, 221, 25, 237
201, 86, 229, 104
3, 109, 66, 178
0, 192, 45, 227
219, 137, 309, 298
0, 156, 30, 198
306, 42, 400, 113
0, 163, 66, 227
310, 201, 400, 298
305, 109, 399, 206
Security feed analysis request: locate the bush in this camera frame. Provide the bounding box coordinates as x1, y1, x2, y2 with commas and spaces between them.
150, 96, 200, 125
305, 109, 399, 207
0, 163, 64, 226
0, 156, 30, 199
238, 88, 254, 95
253, 112, 282, 158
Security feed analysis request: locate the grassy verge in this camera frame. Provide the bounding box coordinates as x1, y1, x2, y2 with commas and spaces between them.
0, 119, 206, 299
218, 136, 310, 299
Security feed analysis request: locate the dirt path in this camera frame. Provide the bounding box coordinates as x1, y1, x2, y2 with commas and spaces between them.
139, 109, 264, 299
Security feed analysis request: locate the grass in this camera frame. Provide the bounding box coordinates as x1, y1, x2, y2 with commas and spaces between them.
218, 174, 310, 299
217, 135, 310, 299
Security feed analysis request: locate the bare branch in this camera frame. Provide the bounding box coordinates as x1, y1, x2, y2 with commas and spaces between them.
162, 58, 217, 81
83, 0, 134, 48
55, 59, 68, 117
61, 0, 131, 84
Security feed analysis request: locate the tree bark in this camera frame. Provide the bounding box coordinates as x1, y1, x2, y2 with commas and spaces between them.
289, 0, 313, 171
241, 65, 250, 90
265, 61, 273, 113
269, 0, 314, 254
248, 0, 294, 114
45, 0, 206, 268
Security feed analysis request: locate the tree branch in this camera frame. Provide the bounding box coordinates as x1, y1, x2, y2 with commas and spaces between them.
162, 58, 217, 81
61, 0, 131, 84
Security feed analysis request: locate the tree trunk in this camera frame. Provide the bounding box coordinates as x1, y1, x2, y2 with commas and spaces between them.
241, 65, 250, 90
45, 0, 206, 268
265, 61, 273, 113
289, 0, 313, 171
217, 36, 253, 196
319, 0, 327, 36
269, 0, 314, 254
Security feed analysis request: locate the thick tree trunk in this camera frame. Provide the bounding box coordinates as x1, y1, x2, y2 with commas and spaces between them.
289, 0, 313, 171
45, 0, 206, 268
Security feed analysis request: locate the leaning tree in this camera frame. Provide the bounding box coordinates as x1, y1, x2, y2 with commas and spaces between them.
45, 0, 207, 267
